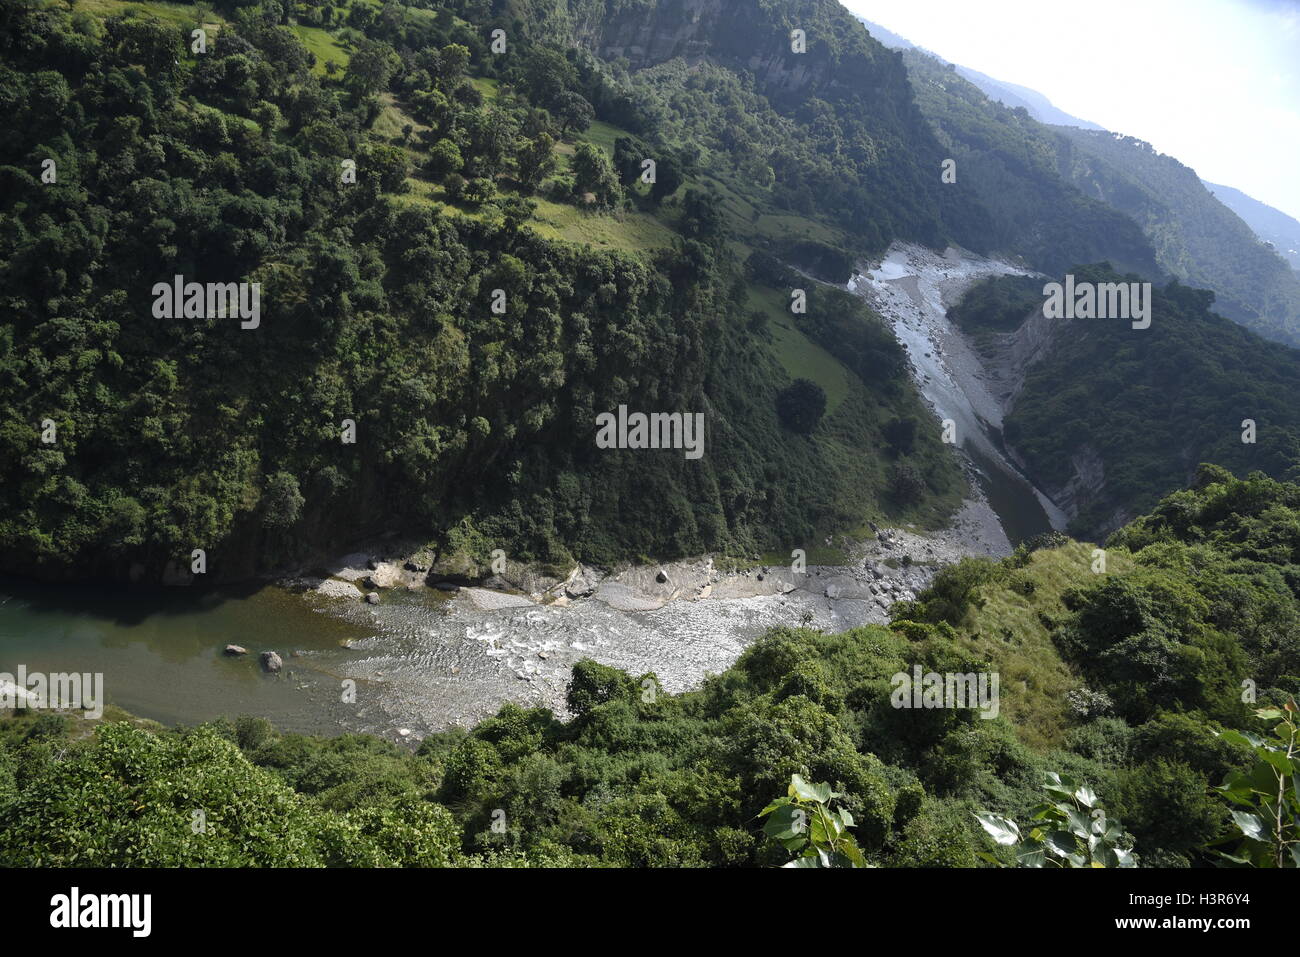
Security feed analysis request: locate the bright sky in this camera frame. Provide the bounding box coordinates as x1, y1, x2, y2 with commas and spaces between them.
841, 0, 1300, 222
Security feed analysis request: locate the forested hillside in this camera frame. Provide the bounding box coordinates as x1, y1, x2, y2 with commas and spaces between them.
4, 468, 1296, 867
1205, 180, 1300, 274
0, 0, 982, 583
1054, 127, 1300, 346
4, 2, 1300, 873
417, 0, 996, 261
899, 48, 1164, 279
899, 45, 1300, 346
953, 268, 1300, 538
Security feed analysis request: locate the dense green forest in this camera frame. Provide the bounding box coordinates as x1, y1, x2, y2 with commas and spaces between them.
9, 0, 1297, 585
3, 468, 1297, 866
0, 0, 984, 583
953, 267, 1300, 539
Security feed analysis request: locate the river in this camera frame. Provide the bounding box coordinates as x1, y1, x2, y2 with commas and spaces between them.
851, 243, 1068, 541
1, 244, 1064, 741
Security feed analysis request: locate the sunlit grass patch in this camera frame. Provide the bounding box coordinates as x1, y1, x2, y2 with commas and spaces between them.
955, 540, 1136, 749
74, 0, 215, 27
291, 24, 349, 75
749, 286, 852, 413
529, 195, 676, 252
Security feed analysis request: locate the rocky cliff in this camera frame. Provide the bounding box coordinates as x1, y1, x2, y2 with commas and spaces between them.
964, 299, 1122, 531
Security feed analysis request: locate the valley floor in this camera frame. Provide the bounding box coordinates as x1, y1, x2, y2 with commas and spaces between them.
273, 242, 1062, 739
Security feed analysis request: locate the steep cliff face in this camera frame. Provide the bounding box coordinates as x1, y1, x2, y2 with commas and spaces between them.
567, 0, 720, 69
977, 301, 1065, 412
963, 302, 1119, 530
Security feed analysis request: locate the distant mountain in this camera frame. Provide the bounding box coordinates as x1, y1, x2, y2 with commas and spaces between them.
889, 38, 1300, 345
1054, 127, 1300, 344
899, 48, 1164, 280
855, 17, 915, 50
856, 17, 1102, 129
1203, 180, 1300, 274
952, 66, 1103, 130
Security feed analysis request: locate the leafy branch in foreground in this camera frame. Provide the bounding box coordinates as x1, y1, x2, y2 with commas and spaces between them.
760, 775, 868, 868
975, 772, 1135, 867
1210, 699, 1300, 868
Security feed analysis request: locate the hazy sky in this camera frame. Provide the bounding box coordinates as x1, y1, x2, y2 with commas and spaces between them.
842, 0, 1300, 222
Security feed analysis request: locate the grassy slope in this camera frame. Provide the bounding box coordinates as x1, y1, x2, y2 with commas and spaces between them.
291, 23, 351, 75
954, 541, 1135, 749
74, 0, 215, 26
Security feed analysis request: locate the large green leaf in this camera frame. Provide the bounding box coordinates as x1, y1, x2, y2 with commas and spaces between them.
1218, 730, 1265, 749
841, 842, 867, 868
1065, 808, 1092, 836
790, 774, 832, 804
759, 796, 791, 817
974, 813, 1020, 846
1259, 750, 1294, 775
1229, 810, 1265, 840
1015, 845, 1046, 868
763, 804, 807, 842
1041, 830, 1081, 863
809, 811, 831, 847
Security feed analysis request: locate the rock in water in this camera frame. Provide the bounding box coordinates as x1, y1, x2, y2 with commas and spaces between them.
260, 651, 283, 673
365, 592, 380, 604
223, 644, 248, 656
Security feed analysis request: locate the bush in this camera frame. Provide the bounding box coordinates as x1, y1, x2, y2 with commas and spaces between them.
565, 659, 638, 719
775, 378, 827, 434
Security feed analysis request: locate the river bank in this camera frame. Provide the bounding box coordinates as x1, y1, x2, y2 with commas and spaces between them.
1, 242, 1066, 744
851, 243, 1069, 537
254, 243, 1064, 739
259, 479, 1003, 735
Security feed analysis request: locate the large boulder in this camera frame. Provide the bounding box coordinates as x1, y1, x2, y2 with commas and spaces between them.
259, 651, 283, 673
563, 566, 601, 600
425, 548, 484, 584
